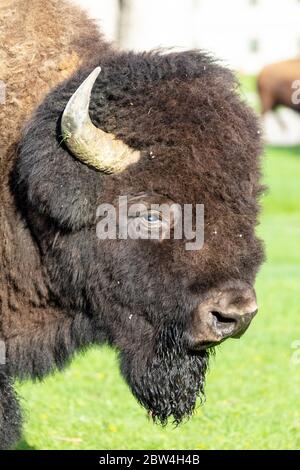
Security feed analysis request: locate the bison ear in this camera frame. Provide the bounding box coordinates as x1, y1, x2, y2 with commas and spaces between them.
15, 144, 101, 230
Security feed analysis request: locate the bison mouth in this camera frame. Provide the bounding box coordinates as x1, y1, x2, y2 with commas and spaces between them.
119, 322, 210, 425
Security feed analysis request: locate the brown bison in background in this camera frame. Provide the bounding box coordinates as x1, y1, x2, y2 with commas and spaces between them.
0, 0, 265, 449
257, 59, 300, 115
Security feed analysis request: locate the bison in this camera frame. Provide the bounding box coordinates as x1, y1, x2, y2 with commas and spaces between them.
0, 0, 265, 449
257, 59, 300, 115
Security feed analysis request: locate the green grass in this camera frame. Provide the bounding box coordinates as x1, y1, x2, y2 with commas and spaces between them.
15, 73, 300, 449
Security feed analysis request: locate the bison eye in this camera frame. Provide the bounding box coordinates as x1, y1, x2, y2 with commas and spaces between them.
143, 212, 160, 224
127, 204, 177, 241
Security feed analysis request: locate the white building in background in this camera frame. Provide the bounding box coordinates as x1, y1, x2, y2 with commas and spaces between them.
74, 0, 300, 73
192, 0, 300, 73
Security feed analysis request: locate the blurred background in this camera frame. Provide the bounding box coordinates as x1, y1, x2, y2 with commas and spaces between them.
75, 0, 300, 69
74, 0, 300, 144
17, 0, 300, 450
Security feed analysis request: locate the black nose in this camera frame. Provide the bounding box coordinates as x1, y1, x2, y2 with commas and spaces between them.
187, 284, 258, 350
209, 307, 257, 339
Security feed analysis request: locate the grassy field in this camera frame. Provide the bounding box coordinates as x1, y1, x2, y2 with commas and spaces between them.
15, 80, 300, 450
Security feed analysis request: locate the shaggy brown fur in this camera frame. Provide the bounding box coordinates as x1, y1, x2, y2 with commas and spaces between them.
0, 0, 108, 162
0, 0, 106, 448
257, 59, 300, 114
0, 0, 265, 450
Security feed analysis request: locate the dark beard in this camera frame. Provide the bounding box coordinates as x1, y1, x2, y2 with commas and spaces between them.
120, 323, 210, 425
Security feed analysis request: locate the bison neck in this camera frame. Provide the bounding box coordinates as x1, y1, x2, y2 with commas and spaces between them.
0, 155, 96, 380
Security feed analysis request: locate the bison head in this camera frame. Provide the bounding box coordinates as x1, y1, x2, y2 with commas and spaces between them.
14, 51, 264, 424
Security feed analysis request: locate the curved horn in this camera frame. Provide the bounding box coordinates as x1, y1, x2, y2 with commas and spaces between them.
61, 67, 140, 173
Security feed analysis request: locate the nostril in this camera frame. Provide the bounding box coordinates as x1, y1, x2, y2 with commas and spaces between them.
211, 311, 237, 325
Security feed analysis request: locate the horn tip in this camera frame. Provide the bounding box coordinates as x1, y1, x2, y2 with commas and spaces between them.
91, 66, 101, 79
